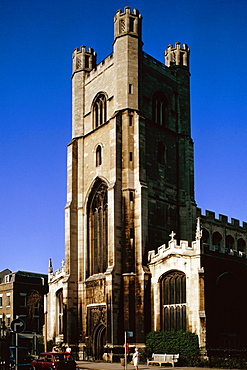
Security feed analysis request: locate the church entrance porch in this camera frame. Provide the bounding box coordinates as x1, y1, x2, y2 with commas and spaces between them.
86, 305, 106, 361
92, 324, 106, 360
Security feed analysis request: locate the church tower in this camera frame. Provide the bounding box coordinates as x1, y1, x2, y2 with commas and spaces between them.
63, 6, 196, 359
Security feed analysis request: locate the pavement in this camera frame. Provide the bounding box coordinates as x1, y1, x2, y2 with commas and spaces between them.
76, 362, 226, 370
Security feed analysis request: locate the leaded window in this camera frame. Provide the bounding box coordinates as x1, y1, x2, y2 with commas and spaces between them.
160, 271, 186, 331
87, 181, 108, 276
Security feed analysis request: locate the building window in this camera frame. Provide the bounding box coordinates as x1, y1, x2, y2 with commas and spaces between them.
6, 315, 11, 327
237, 238, 246, 253
96, 145, 102, 167
93, 93, 107, 128
202, 228, 209, 245
6, 293, 10, 307
33, 316, 40, 332
57, 289, 63, 335
5, 275, 12, 283
20, 293, 27, 307
212, 231, 222, 251
152, 91, 168, 126
226, 235, 234, 253
160, 271, 186, 331
87, 179, 108, 276
0, 295, 2, 308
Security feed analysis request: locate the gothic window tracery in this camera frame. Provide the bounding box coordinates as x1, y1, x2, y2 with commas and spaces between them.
152, 91, 168, 126
93, 93, 107, 128
87, 181, 108, 276
160, 271, 186, 331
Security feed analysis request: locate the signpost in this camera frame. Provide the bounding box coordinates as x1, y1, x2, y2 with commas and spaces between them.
124, 331, 133, 370
10, 318, 25, 333
10, 319, 25, 370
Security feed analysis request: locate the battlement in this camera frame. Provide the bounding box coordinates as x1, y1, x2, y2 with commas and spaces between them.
84, 53, 114, 82
142, 52, 177, 81
114, 6, 142, 41
165, 42, 190, 68
198, 208, 247, 229
148, 231, 200, 264
72, 45, 97, 73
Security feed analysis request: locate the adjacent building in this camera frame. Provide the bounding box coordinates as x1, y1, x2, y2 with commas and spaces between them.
46, 6, 247, 360
0, 269, 48, 341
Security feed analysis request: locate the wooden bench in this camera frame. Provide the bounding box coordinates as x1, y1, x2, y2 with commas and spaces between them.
147, 353, 179, 367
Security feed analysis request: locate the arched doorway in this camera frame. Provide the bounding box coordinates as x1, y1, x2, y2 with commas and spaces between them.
93, 324, 106, 360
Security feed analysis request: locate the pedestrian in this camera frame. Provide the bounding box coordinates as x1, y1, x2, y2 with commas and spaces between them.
132, 348, 140, 370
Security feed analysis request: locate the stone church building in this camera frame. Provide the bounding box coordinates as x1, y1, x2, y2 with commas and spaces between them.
46, 6, 247, 360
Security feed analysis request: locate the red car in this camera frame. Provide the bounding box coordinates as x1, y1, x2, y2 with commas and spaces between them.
31, 352, 76, 370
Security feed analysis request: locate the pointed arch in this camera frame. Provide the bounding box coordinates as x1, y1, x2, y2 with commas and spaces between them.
87, 178, 108, 277
160, 270, 186, 331
92, 324, 106, 360
93, 93, 107, 128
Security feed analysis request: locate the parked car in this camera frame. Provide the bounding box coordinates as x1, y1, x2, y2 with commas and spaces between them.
31, 352, 76, 370
9, 347, 33, 369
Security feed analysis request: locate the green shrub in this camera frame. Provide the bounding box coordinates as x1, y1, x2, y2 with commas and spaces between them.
145, 330, 201, 366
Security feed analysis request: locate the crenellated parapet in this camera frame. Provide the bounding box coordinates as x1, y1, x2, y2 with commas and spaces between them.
148, 230, 200, 264
165, 42, 190, 68
72, 45, 97, 74
114, 6, 142, 41
198, 208, 247, 229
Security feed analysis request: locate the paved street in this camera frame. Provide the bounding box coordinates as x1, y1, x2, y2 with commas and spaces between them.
77, 362, 229, 370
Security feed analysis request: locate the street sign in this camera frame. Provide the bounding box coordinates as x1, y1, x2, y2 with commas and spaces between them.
10, 318, 26, 333
126, 331, 133, 337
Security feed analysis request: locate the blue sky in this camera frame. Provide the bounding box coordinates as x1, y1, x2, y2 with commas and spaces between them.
1, 0, 247, 274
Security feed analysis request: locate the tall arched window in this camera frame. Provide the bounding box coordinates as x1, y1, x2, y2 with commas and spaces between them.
87, 180, 108, 276
160, 271, 186, 331
93, 94, 107, 128
56, 289, 63, 335
152, 91, 168, 126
